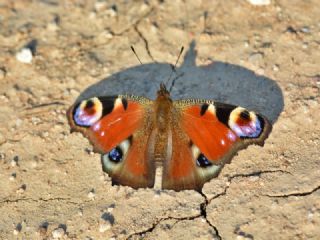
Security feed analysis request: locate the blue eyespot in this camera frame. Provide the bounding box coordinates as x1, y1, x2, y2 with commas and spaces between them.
234, 118, 262, 138
108, 147, 123, 163
196, 154, 212, 167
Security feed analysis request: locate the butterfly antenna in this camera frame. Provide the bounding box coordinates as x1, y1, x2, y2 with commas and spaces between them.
131, 45, 143, 64
165, 46, 184, 89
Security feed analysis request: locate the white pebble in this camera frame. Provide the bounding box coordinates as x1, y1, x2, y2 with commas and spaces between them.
107, 207, 114, 213
248, 52, 264, 64
31, 117, 41, 125
256, 68, 265, 75
247, 0, 271, 5
94, 1, 107, 11
87, 190, 95, 200
272, 64, 279, 71
16, 185, 26, 194
16, 48, 33, 64
15, 119, 23, 127
52, 227, 65, 239
99, 222, 111, 233
9, 173, 16, 181
249, 175, 260, 182
41, 131, 49, 138
105, 8, 117, 17
10, 160, 17, 167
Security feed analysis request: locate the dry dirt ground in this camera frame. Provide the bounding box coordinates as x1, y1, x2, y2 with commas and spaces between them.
0, 0, 319, 239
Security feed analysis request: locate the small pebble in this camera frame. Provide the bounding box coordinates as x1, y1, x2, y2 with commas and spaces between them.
16, 48, 33, 64
94, 1, 108, 11
247, 0, 271, 5
248, 52, 264, 65
41, 131, 49, 138
38, 226, 47, 236
105, 8, 117, 17
301, 26, 310, 33
107, 206, 114, 213
10, 160, 17, 167
31, 117, 41, 125
272, 64, 279, 71
249, 176, 260, 182
9, 173, 16, 181
11, 155, 19, 167
99, 222, 111, 233
16, 184, 26, 194
52, 227, 65, 239
78, 209, 83, 216
15, 119, 23, 127
0, 67, 6, 79
256, 68, 265, 75
87, 189, 95, 200
47, 15, 60, 31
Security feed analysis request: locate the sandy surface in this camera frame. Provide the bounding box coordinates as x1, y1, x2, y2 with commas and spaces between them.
0, 0, 319, 239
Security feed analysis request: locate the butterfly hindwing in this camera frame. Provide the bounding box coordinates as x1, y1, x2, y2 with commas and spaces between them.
67, 95, 156, 188
162, 100, 272, 191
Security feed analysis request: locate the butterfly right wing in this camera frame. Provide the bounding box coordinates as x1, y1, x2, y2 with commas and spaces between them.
162, 100, 272, 191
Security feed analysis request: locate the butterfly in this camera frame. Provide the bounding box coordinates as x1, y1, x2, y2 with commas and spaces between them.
67, 79, 272, 191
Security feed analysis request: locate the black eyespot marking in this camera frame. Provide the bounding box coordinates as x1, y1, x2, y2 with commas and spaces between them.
196, 153, 213, 168
85, 99, 94, 109
108, 147, 123, 163
99, 97, 116, 116
122, 98, 128, 110
216, 105, 236, 126
257, 115, 265, 132
240, 110, 250, 120
200, 103, 209, 116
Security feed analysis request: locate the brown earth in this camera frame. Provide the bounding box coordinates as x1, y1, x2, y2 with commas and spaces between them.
0, 0, 319, 239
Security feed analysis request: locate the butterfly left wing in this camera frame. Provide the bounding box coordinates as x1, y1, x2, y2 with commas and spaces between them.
162, 100, 272, 191
67, 95, 156, 188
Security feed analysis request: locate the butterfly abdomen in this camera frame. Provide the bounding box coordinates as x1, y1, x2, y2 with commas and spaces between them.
151, 94, 174, 164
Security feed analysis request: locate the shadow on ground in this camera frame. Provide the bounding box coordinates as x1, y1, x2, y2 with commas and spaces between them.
75, 41, 283, 123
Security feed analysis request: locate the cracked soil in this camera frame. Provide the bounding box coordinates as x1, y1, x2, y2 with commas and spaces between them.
0, 1, 319, 239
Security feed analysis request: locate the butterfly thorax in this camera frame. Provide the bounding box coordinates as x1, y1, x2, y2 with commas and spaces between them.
155, 88, 172, 132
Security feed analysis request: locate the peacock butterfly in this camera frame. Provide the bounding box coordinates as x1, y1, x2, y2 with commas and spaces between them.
67, 50, 272, 191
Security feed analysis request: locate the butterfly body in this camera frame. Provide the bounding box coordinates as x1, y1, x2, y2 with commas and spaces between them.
67, 83, 271, 191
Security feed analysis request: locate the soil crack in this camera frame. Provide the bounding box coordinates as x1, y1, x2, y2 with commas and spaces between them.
133, 24, 154, 61
126, 191, 221, 240
0, 197, 83, 205
209, 170, 290, 201
105, 8, 155, 37
265, 185, 320, 198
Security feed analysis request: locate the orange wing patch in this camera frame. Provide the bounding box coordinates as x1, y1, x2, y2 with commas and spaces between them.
162, 126, 202, 190
182, 105, 239, 162
89, 100, 144, 153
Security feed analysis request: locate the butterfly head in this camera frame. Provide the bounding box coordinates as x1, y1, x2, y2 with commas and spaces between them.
157, 83, 171, 99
